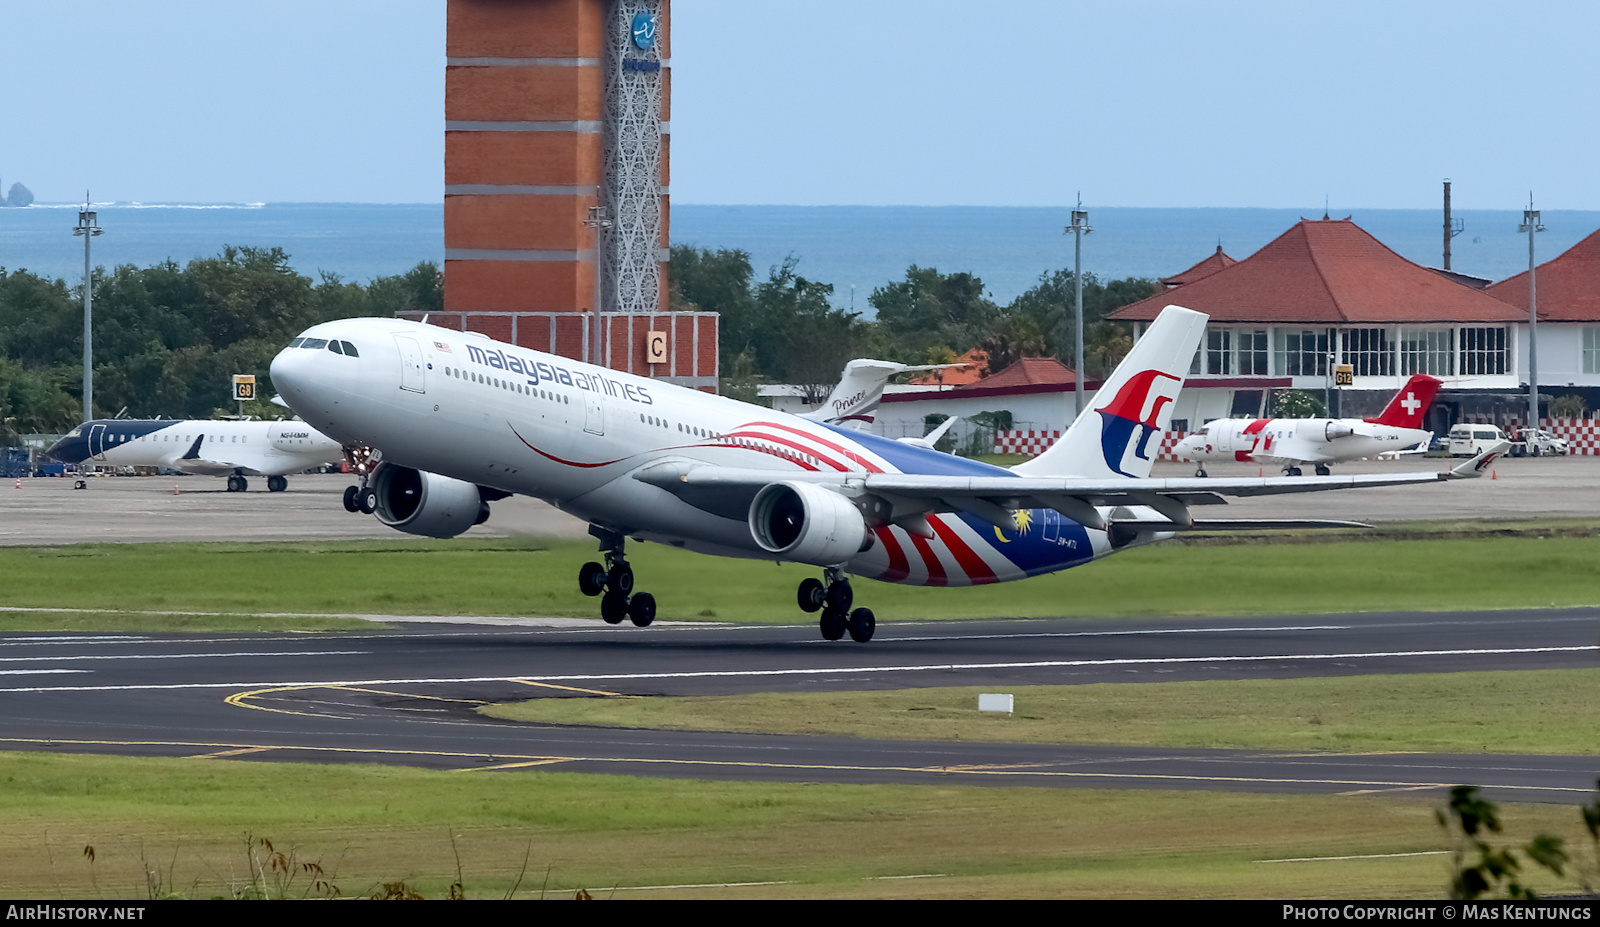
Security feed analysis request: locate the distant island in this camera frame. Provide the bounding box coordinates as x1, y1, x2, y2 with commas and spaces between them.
0, 180, 34, 207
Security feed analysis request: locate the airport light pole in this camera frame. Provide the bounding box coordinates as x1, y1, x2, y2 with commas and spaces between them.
1519, 198, 1544, 432
73, 203, 103, 423
1066, 206, 1092, 418
584, 206, 613, 368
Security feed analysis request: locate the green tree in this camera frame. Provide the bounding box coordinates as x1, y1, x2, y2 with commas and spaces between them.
1439, 785, 1566, 900
1271, 389, 1327, 418
870, 266, 999, 359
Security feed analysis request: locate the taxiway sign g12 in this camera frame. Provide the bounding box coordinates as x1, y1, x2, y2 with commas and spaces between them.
47, 418, 343, 492
1173, 374, 1442, 476
270, 307, 1494, 642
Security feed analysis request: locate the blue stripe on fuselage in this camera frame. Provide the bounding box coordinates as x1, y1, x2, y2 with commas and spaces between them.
955, 509, 1096, 577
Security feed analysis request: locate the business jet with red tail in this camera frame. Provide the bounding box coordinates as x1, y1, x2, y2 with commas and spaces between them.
1173, 374, 1443, 477
269, 309, 1494, 642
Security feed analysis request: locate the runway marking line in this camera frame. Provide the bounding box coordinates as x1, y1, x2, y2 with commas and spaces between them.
4, 643, 1595, 694
1258, 851, 1448, 863
0, 734, 1590, 794
455, 759, 577, 772
510, 680, 625, 697
190, 747, 275, 759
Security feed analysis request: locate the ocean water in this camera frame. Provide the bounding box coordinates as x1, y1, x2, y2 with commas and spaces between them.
4, 202, 1598, 312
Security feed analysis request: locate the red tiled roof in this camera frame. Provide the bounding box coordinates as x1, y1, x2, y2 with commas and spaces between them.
978, 355, 1076, 389
1109, 218, 1524, 324
1161, 245, 1237, 287
1486, 229, 1600, 321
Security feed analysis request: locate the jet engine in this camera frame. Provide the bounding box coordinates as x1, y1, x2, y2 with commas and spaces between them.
1105, 505, 1178, 550
1325, 422, 1355, 440
368, 463, 490, 539
748, 481, 871, 566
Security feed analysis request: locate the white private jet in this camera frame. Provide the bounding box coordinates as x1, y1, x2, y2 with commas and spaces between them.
269, 306, 1498, 642
798, 358, 963, 427
1173, 374, 1442, 477
47, 416, 344, 492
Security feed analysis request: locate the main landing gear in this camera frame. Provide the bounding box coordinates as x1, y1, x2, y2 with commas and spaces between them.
797, 568, 874, 643
1193, 466, 1208, 478
226, 475, 249, 492
343, 483, 376, 514
578, 527, 655, 628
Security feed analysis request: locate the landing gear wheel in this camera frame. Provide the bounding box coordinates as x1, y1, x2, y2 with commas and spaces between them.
608, 563, 634, 597
578, 561, 608, 597
824, 580, 853, 615
1194, 467, 1208, 478
359, 488, 378, 514
267, 475, 287, 493
847, 607, 876, 643
236, 476, 249, 492
819, 607, 847, 641
600, 591, 628, 624
797, 577, 826, 613
74, 480, 86, 490
1314, 464, 1330, 476
1284, 466, 1303, 477
342, 485, 361, 512
628, 592, 656, 628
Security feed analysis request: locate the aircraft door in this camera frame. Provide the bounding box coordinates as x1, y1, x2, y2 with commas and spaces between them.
584, 392, 605, 436
88, 424, 108, 460
395, 336, 426, 393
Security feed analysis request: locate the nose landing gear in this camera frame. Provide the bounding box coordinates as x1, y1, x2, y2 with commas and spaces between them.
799, 568, 874, 642
579, 527, 654, 628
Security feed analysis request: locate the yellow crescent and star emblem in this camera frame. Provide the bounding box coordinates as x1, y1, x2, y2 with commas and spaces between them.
993, 509, 1033, 543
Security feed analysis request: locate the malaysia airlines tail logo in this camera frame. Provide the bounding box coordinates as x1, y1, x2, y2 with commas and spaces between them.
1096, 370, 1182, 476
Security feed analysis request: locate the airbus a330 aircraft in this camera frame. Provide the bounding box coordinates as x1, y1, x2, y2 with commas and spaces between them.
270, 307, 1495, 642
47, 417, 343, 492
1173, 374, 1442, 477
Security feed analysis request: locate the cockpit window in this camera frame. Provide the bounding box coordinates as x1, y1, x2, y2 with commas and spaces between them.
288, 337, 305, 348
327, 340, 344, 355
340, 341, 359, 357
301, 338, 328, 350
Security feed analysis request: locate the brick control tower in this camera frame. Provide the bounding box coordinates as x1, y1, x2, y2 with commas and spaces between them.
432, 0, 716, 390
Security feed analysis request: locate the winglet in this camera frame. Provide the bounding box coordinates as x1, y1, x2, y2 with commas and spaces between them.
1448, 440, 1509, 479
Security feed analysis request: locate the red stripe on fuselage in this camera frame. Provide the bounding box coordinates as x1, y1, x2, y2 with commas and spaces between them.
928, 516, 997, 585
907, 532, 948, 587
725, 429, 848, 471
510, 425, 626, 469
1235, 419, 1272, 462
874, 526, 911, 582
750, 421, 884, 473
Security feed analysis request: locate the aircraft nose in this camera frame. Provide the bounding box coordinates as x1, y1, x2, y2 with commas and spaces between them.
269, 345, 306, 397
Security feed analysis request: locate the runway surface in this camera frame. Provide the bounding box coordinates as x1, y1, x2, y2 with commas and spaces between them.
0, 610, 1594, 802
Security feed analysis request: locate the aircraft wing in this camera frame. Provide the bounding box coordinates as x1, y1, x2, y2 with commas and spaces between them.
635, 444, 1503, 531
173, 434, 251, 476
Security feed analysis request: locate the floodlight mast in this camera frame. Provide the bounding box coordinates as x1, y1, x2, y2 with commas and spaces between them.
72, 199, 103, 423
1519, 197, 1544, 434
584, 206, 613, 367
1066, 205, 1092, 417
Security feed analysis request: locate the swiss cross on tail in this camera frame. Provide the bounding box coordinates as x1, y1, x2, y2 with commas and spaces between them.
1368, 374, 1443, 429
1097, 369, 1183, 476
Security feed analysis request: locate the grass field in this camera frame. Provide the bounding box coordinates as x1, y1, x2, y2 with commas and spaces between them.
0, 751, 1589, 900
481, 669, 1600, 756
0, 526, 1599, 629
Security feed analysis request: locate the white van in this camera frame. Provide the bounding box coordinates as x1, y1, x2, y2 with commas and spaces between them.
1447, 423, 1506, 457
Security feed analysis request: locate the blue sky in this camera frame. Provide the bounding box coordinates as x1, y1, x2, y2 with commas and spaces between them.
3, 1, 1597, 209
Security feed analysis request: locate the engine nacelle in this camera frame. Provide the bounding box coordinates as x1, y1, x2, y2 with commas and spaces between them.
748, 481, 870, 566
369, 463, 489, 539
1325, 422, 1355, 440
1105, 505, 1177, 550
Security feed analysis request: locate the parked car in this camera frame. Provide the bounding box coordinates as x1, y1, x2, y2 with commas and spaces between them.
1509, 428, 1569, 457
1447, 424, 1506, 457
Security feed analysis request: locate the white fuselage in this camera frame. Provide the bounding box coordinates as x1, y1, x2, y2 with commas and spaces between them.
1174, 417, 1431, 467
270, 319, 1120, 585
48, 418, 343, 478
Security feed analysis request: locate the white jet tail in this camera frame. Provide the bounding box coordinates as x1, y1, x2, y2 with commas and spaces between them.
1012, 305, 1208, 479
800, 358, 964, 426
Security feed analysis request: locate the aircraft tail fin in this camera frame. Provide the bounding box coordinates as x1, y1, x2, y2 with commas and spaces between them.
1013, 305, 1207, 479
1366, 374, 1441, 429
799, 359, 963, 426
